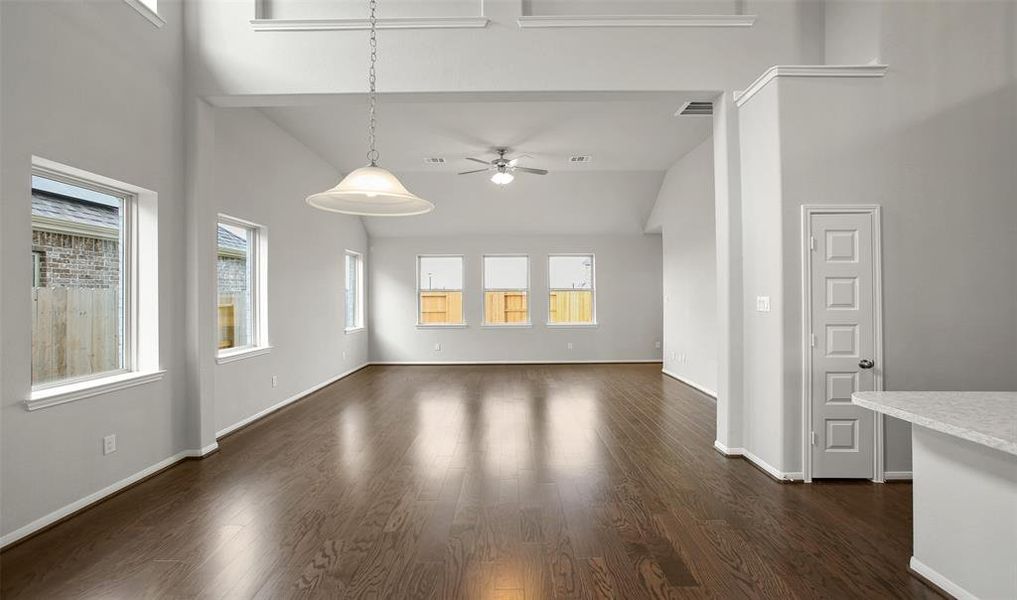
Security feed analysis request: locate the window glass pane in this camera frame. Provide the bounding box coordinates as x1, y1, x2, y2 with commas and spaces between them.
484, 256, 527, 289
419, 256, 462, 290
418, 256, 463, 324
346, 253, 360, 329
217, 222, 253, 350
31, 176, 124, 385
549, 255, 593, 290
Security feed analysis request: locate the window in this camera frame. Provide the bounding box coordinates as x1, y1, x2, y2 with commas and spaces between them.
483, 255, 529, 325
124, 0, 165, 28
548, 254, 596, 325
217, 215, 268, 360
28, 157, 162, 409
345, 250, 364, 332
418, 255, 464, 326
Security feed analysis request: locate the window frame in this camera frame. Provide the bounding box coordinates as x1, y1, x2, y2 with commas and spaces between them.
546, 253, 598, 328
416, 254, 467, 328
481, 254, 531, 328
26, 157, 163, 411
345, 249, 365, 334
123, 0, 165, 28
215, 214, 271, 364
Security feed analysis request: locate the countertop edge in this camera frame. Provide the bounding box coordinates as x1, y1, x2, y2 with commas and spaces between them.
851, 394, 1017, 458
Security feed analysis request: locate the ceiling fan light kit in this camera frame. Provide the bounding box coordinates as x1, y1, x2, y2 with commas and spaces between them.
491, 170, 514, 185
306, 0, 433, 217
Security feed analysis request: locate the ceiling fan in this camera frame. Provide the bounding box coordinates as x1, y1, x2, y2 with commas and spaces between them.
458, 148, 548, 185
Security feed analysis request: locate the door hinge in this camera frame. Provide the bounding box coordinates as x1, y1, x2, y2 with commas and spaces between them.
809, 235, 816, 251
810, 431, 818, 446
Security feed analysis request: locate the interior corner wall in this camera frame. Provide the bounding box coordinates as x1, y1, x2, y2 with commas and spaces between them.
646, 138, 718, 394
209, 108, 369, 435
367, 235, 663, 364
778, 0, 1017, 475
0, 0, 187, 539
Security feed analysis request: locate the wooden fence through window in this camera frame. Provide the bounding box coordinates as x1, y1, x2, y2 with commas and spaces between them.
31, 287, 119, 385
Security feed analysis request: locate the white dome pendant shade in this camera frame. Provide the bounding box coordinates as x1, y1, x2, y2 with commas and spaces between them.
306, 166, 434, 216
305, 0, 433, 218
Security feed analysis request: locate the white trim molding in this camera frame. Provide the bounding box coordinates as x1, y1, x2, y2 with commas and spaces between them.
25, 370, 166, 411
713, 441, 804, 482
215, 363, 370, 438
123, 0, 165, 28
910, 557, 978, 600
251, 17, 490, 31
370, 360, 661, 366
662, 369, 717, 398
0, 442, 216, 549
735, 64, 889, 108
884, 470, 913, 481
216, 345, 272, 365
517, 14, 756, 28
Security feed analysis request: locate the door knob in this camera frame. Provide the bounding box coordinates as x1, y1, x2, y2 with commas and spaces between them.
858, 359, 874, 369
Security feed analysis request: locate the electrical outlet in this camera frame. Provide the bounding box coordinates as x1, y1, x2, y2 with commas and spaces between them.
103, 434, 117, 456
567, 342, 574, 351
756, 296, 771, 312
342, 351, 347, 361
670, 351, 677, 361
434, 343, 441, 352
271, 375, 278, 388
655, 340, 661, 349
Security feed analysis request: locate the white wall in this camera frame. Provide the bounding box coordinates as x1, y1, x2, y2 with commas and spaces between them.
369, 235, 662, 363
190, 0, 823, 100
645, 138, 717, 394
1, 0, 187, 539
735, 0, 1017, 475
209, 108, 369, 434
736, 82, 787, 471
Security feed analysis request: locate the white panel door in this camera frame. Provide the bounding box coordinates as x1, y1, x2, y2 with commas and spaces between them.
810, 212, 877, 479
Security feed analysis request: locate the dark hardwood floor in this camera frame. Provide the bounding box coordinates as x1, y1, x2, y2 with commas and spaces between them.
1, 364, 938, 599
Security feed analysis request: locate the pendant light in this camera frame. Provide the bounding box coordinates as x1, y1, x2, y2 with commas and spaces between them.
306, 0, 433, 217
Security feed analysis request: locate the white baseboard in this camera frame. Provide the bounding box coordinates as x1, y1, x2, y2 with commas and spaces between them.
0, 443, 216, 549
662, 369, 717, 397
370, 359, 662, 366
714, 441, 803, 482
884, 470, 913, 481
910, 556, 976, 600
215, 362, 369, 439
713, 440, 744, 456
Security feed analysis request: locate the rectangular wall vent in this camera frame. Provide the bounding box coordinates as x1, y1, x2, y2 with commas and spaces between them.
569, 155, 592, 163
676, 101, 713, 116
424, 157, 446, 164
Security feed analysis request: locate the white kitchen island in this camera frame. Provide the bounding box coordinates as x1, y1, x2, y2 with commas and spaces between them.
852, 391, 1017, 600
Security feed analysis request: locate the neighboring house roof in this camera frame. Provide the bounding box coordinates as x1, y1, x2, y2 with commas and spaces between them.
217, 226, 247, 256
32, 191, 119, 239
32, 191, 247, 257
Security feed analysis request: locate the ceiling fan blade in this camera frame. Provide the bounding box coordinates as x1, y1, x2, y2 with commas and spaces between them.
507, 158, 519, 167
457, 168, 489, 175
514, 167, 548, 175
464, 157, 491, 165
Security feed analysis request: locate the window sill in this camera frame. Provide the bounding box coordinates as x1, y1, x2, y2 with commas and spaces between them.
345, 327, 366, 335
26, 370, 166, 411
416, 323, 469, 330
481, 323, 533, 329
545, 322, 599, 329
216, 345, 272, 364
123, 0, 165, 28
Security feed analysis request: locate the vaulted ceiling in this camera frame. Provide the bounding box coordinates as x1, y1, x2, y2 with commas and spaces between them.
260, 91, 713, 236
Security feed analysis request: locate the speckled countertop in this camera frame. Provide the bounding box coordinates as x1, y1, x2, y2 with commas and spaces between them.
852, 391, 1017, 457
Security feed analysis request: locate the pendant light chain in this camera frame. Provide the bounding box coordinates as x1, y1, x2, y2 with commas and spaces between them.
367, 0, 379, 166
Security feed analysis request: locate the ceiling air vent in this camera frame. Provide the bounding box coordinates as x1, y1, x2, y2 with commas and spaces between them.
676, 101, 713, 116
424, 157, 446, 164
569, 155, 592, 163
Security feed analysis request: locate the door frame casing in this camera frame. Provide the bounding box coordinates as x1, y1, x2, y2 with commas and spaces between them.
800, 204, 885, 483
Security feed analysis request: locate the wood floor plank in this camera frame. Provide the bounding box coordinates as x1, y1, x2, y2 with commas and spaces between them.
1, 364, 934, 599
